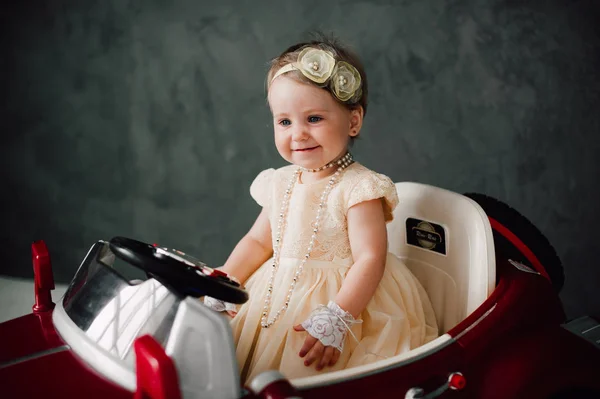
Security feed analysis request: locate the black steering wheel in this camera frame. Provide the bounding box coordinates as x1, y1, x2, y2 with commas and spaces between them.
108, 236, 248, 304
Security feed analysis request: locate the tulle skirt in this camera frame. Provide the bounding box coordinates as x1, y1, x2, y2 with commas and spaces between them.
230, 253, 438, 384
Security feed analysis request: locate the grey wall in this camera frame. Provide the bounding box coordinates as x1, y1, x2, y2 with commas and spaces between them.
1, 0, 599, 320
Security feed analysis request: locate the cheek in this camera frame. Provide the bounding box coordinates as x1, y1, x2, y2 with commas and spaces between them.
273, 131, 289, 151
326, 123, 351, 143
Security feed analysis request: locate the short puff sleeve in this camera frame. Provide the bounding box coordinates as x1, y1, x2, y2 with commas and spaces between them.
347, 173, 399, 222
250, 168, 275, 208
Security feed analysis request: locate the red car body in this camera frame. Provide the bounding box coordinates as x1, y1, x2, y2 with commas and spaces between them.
1, 231, 599, 398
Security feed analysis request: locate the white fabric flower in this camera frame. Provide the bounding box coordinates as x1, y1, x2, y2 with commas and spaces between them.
301, 301, 362, 352
297, 48, 336, 84
330, 61, 362, 102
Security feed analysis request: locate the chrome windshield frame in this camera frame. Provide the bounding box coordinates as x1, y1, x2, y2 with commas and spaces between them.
54, 240, 181, 391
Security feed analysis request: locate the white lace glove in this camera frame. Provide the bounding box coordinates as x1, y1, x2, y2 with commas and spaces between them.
301, 301, 362, 352
203, 296, 238, 314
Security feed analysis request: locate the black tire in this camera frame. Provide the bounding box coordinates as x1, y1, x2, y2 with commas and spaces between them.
463, 193, 565, 293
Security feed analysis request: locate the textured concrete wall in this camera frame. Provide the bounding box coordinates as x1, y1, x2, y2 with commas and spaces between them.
1, 1, 599, 319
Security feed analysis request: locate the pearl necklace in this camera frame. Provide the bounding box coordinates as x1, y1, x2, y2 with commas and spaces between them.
261, 152, 354, 328
299, 153, 351, 173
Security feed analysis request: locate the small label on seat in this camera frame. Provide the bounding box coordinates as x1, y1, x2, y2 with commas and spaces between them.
406, 218, 447, 255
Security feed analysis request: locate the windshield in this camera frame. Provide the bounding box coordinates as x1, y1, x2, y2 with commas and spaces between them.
61, 241, 181, 365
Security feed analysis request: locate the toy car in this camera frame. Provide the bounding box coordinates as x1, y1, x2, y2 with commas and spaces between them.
1, 182, 599, 399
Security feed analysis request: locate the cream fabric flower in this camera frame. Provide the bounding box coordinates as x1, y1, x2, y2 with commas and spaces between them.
297, 48, 336, 84
270, 47, 363, 103
330, 61, 362, 102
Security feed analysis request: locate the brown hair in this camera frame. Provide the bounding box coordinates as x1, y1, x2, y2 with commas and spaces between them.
266, 34, 369, 117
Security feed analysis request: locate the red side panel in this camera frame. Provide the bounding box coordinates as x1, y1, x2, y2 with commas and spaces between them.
448, 258, 565, 348
297, 341, 464, 399
0, 312, 63, 365
475, 325, 600, 398
1, 349, 131, 398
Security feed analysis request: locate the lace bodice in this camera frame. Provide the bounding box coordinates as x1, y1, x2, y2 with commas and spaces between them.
250, 163, 399, 262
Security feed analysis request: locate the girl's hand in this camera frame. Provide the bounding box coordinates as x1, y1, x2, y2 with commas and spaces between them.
293, 324, 341, 370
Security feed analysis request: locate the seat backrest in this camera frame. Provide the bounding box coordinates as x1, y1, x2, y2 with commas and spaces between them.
387, 182, 496, 333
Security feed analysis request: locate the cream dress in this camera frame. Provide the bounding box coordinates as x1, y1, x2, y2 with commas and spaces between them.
230, 162, 438, 384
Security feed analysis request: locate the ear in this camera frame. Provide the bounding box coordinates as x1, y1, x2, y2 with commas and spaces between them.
348, 106, 364, 137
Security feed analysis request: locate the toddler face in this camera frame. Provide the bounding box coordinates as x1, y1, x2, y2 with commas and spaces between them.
268, 76, 359, 171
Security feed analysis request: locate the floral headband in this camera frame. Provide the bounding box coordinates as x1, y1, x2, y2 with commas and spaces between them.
270, 47, 362, 103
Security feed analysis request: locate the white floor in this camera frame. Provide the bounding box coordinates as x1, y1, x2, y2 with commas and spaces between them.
0, 276, 69, 323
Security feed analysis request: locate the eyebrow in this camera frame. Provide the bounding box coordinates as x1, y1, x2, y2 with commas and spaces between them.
304, 109, 330, 114
273, 109, 330, 118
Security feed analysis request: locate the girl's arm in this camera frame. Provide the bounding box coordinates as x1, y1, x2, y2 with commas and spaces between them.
221, 208, 273, 285
296, 198, 387, 370
334, 198, 388, 317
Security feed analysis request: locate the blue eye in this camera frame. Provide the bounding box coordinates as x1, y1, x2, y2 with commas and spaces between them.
279, 119, 291, 126
308, 116, 322, 123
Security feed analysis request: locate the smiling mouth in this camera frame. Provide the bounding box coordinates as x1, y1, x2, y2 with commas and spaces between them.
294, 146, 320, 152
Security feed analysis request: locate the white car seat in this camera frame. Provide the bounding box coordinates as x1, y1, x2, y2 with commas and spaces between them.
387, 182, 496, 333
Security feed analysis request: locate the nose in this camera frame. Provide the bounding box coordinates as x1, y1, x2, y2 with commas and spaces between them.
291, 123, 309, 141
